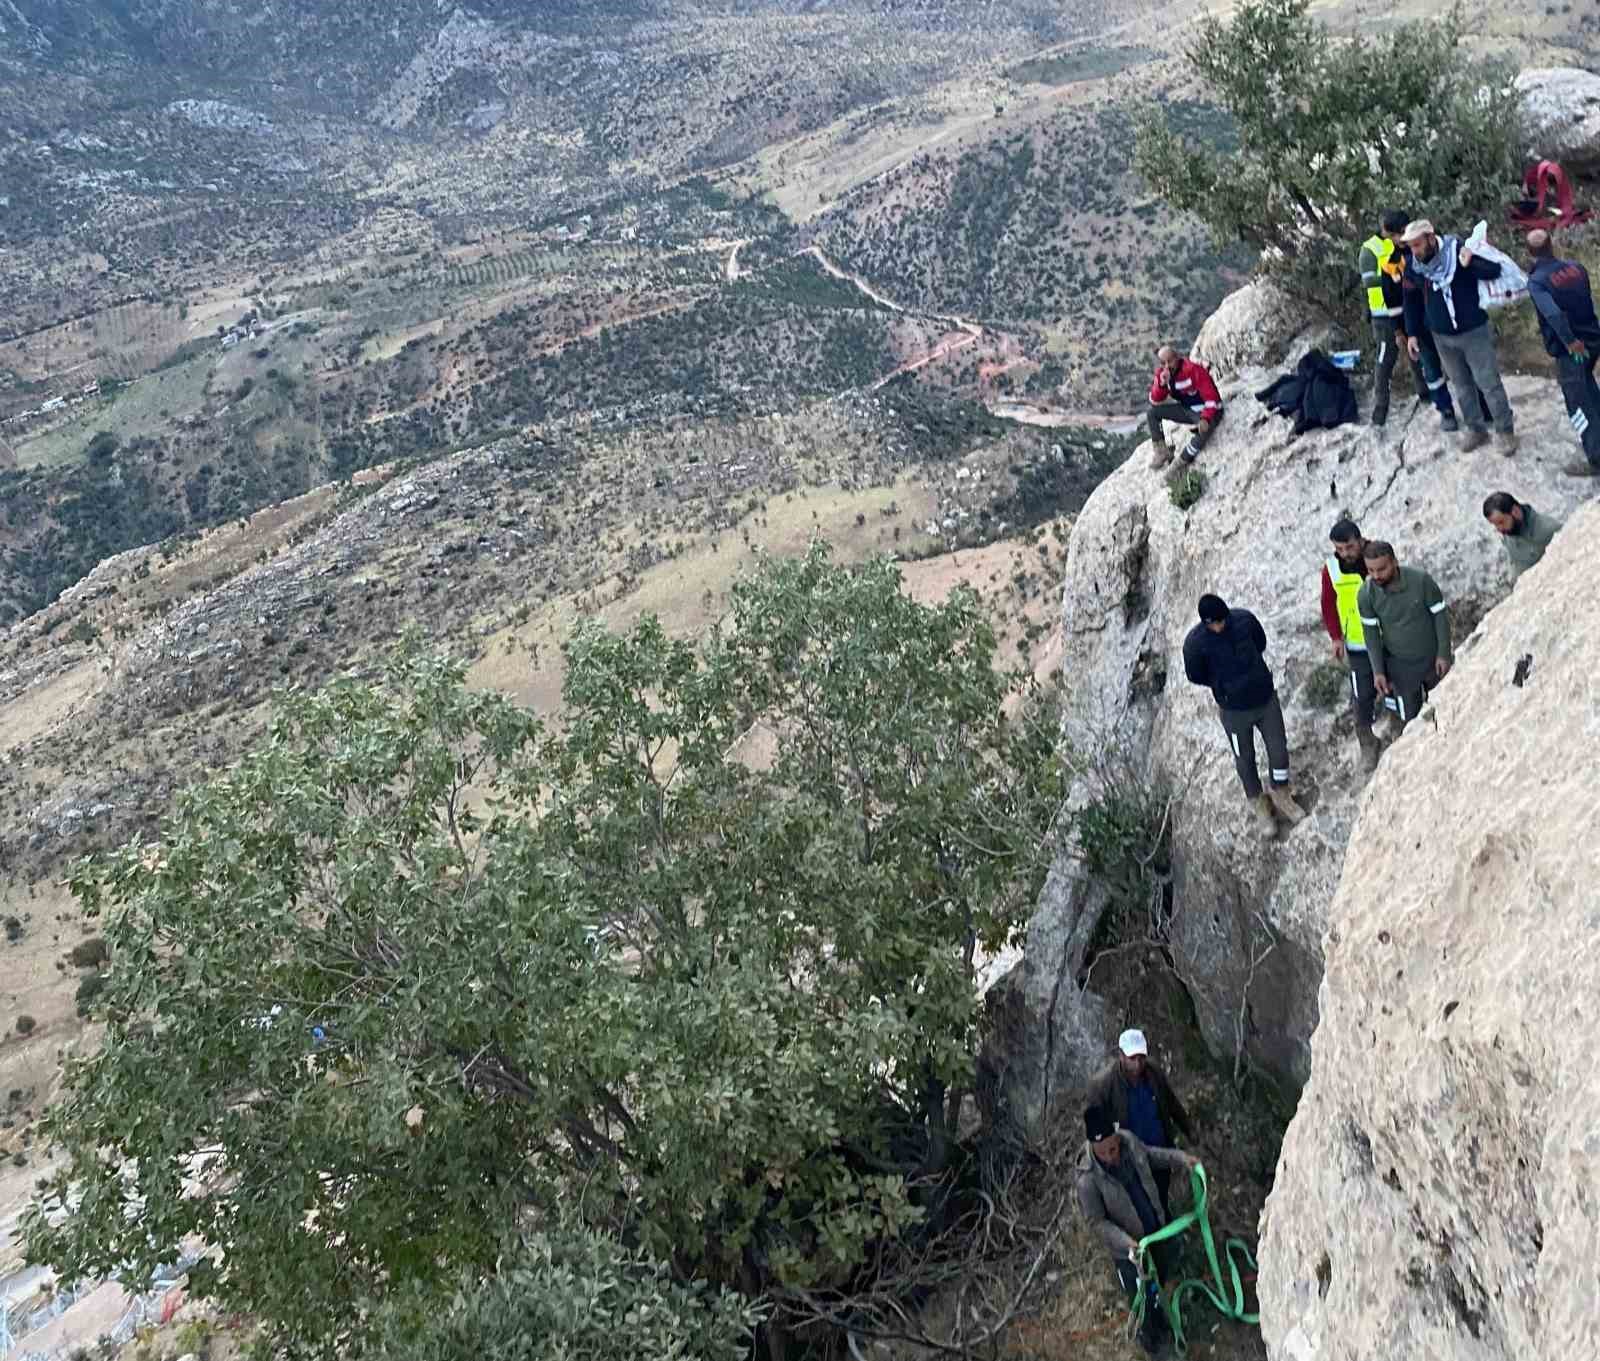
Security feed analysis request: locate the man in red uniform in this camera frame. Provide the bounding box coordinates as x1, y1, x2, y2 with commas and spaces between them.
1148, 345, 1224, 475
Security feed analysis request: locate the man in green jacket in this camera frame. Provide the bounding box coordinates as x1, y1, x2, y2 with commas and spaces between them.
1357, 541, 1452, 729
1482, 491, 1563, 580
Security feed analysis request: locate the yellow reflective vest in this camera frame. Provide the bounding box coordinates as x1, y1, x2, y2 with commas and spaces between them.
1326, 557, 1366, 650
1361, 235, 1404, 319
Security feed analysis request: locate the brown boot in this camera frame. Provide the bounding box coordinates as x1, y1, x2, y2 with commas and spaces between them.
1356, 724, 1381, 773
1266, 783, 1307, 824
1251, 793, 1278, 836
1459, 430, 1489, 452
1149, 439, 1173, 470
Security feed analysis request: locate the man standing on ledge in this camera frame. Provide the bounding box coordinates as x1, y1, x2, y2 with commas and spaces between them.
1359, 210, 1459, 432
1148, 345, 1223, 476
1088, 1029, 1195, 1215
1525, 228, 1600, 478
1182, 594, 1307, 833
1356, 541, 1452, 730
1400, 218, 1517, 456
1320, 518, 1381, 772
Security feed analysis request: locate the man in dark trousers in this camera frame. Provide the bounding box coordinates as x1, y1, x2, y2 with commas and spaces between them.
1087, 1028, 1194, 1215
1182, 594, 1307, 833
1526, 228, 1600, 478
1319, 519, 1381, 772
1077, 1104, 1199, 1355
1358, 209, 1459, 431
1356, 541, 1452, 730
1147, 345, 1224, 476
1401, 218, 1517, 455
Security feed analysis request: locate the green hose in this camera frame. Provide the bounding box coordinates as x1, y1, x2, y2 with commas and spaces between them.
1129, 1162, 1259, 1355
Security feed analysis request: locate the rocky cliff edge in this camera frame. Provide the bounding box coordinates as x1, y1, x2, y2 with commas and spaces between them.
1259, 499, 1600, 1360
987, 298, 1596, 1135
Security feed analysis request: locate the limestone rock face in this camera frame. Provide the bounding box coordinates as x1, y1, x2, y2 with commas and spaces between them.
991, 358, 1594, 1136
1258, 501, 1600, 1361
1190, 281, 1301, 380
1517, 67, 1600, 172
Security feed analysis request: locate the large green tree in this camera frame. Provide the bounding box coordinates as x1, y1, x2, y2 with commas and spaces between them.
1135, 0, 1524, 315
26, 544, 1064, 1359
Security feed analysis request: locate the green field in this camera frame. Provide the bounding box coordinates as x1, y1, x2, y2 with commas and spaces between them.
1007, 45, 1158, 85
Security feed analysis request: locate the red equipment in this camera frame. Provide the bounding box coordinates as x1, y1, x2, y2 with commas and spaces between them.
1507, 160, 1593, 231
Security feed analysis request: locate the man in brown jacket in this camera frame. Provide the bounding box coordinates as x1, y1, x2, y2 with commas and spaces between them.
1078, 1105, 1198, 1354
1086, 1028, 1194, 1214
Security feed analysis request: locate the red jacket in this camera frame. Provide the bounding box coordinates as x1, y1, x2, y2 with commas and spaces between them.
1320, 566, 1342, 641
1150, 358, 1222, 418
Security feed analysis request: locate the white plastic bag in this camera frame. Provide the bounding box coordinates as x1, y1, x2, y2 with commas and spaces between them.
1465, 220, 1528, 310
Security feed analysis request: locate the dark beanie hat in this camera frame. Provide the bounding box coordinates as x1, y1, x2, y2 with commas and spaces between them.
1197, 594, 1228, 623
1084, 1104, 1117, 1142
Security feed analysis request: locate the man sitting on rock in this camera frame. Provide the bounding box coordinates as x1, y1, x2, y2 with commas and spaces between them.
1148, 345, 1223, 476
1356, 541, 1452, 730
1077, 1104, 1198, 1356
1182, 594, 1308, 834
1482, 491, 1564, 580
1087, 1029, 1194, 1215
1320, 519, 1381, 772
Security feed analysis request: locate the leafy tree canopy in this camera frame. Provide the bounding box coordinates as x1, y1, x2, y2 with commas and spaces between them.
1134, 0, 1524, 314
26, 543, 1064, 1359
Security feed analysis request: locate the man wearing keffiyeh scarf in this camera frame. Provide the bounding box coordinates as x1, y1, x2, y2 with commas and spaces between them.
1401, 219, 1518, 455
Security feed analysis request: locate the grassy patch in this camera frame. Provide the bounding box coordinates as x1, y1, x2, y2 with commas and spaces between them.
1007, 45, 1157, 86
1168, 466, 1207, 510
1300, 661, 1350, 711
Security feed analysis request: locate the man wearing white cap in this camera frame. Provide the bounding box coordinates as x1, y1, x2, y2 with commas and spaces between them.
1086, 1028, 1195, 1215
1400, 218, 1517, 456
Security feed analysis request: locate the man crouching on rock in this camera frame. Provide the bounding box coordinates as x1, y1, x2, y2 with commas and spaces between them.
1148, 345, 1223, 479
1078, 1104, 1199, 1355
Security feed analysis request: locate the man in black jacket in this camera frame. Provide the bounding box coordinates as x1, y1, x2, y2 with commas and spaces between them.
1183, 594, 1306, 832
1400, 218, 1517, 456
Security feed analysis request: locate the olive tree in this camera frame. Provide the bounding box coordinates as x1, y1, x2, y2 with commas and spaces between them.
1134, 0, 1524, 316
26, 544, 1064, 1359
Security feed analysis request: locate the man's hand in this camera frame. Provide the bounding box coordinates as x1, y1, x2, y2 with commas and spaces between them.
1434, 657, 1452, 680
1459, 246, 1474, 265
1570, 339, 1589, 361
1331, 639, 1346, 663
1406, 336, 1421, 362
1196, 418, 1212, 436
1374, 671, 1393, 697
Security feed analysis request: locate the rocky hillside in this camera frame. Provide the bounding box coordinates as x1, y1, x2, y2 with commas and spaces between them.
1258, 500, 1600, 1360
987, 284, 1597, 1135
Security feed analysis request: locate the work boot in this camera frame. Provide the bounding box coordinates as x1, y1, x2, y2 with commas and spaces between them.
1149, 439, 1173, 470
1251, 794, 1278, 836
1459, 430, 1489, 452
1562, 459, 1600, 478
1369, 409, 1387, 429
1439, 412, 1459, 433
1266, 783, 1308, 824
1495, 431, 1519, 457
1356, 724, 1381, 773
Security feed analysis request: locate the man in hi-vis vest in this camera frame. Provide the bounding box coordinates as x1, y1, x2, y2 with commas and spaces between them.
1319, 518, 1381, 772
1358, 210, 1458, 431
